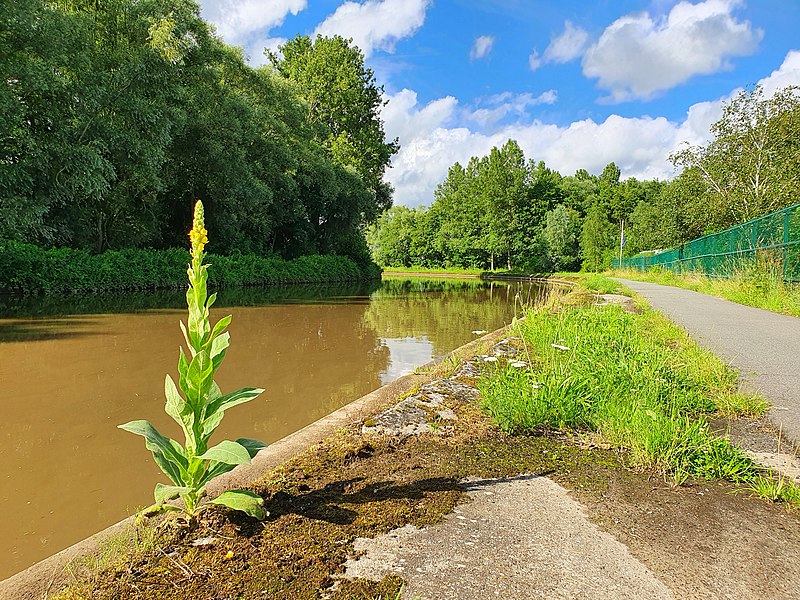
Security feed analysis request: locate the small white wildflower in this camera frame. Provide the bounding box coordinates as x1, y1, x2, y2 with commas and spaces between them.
551, 344, 571, 351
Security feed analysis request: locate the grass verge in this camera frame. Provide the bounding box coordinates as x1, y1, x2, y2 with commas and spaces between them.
480, 289, 792, 496
612, 265, 800, 318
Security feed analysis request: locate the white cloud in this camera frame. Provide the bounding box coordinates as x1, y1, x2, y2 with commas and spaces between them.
530, 20, 589, 71
758, 49, 800, 96
583, 0, 762, 101
470, 35, 495, 61
382, 50, 800, 207
313, 0, 431, 57
528, 50, 542, 71
382, 89, 458, 144
199, 0, 306, 43
198, 0, 305, 64
544, 21, 590, 64
468, 91, 558, 127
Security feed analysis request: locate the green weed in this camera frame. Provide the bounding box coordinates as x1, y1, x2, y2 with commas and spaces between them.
715, 392, 770, 417
748, 474, 800, 507
580, 273, 626, 295
119, 202, 266, 519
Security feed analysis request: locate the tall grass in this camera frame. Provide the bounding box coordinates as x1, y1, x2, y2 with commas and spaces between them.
615, 251, 800, 317
480, 304, 765, 484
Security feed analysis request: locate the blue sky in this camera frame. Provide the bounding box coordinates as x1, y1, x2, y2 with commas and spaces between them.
198, 0, 800, 206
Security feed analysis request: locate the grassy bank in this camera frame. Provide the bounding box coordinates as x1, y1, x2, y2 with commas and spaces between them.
381, 265, 484, 276
0, 241, 381, 294
612, 266, 800, 318
482, 276, 797, 500
482, 301, 761, 484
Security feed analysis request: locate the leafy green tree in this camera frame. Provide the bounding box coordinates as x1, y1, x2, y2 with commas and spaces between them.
478, 140, 530, 269
428, 160, 487, 268
598, 162, 621, 215
0, 0, 391, 266
0, 0, 95, 244
672, 85, 800, 229
46, 0, 198, 251
544, 204, 581, 271
580, 204, 615, 271
558, 171, 598, 215
366, 205, 426, 267
270, 35, 398, 219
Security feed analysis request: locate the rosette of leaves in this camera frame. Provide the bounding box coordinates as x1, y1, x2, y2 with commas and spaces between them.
119, 201, 266, 519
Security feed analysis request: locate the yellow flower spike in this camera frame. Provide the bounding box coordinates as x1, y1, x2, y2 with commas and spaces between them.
189, 200, 208, 257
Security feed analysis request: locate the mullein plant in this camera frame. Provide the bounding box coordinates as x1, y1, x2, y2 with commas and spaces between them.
120, 200, 266, 519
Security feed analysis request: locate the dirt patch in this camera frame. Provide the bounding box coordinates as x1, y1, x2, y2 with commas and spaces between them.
570, 469, 800, 599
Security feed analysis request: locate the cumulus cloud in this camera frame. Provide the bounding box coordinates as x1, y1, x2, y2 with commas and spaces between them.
313, 0, 431, 57
545, 21, 590, 64
382, 50, 800, 207
583, 0, 762, 101
758, 49, 800, 96
382, 89, 458, 145
470, 35, 495, 60
530, 20, 589, 71
673, 48, 800, 148
199, 0, 306, 43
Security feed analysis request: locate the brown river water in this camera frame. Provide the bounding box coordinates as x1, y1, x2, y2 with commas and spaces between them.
0, 277, 547, 580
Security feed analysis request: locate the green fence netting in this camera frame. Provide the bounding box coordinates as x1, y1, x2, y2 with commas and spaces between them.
614, 202, 800, 282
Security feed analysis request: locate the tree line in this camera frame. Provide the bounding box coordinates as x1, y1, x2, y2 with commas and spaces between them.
368, 85, 800, 272
1, 0, 396, 265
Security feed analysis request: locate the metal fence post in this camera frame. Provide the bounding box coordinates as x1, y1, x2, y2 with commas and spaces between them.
785, 207, 791, 280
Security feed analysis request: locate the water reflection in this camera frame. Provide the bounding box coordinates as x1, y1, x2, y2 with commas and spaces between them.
0, 277, 545, 580
379, 337, 434, 384
0, 281, 382, 323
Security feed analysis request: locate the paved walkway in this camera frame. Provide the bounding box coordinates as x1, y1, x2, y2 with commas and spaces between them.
344, 475, 674, 600
615, 279, 800, 443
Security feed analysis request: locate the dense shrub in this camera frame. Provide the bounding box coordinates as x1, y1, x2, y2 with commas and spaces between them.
0, 241, 380, 294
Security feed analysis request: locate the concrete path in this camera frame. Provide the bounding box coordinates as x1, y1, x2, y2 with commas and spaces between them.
343, 475, 674, 600
615, 278, 800, 443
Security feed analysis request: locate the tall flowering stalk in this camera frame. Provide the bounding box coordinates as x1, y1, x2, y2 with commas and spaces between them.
120, 201, 266, 519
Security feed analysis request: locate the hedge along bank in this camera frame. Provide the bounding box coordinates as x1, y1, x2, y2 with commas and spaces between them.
0, 241, 380, 294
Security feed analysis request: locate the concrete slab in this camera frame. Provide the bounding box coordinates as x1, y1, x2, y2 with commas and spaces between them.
342, 475, 673, 600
